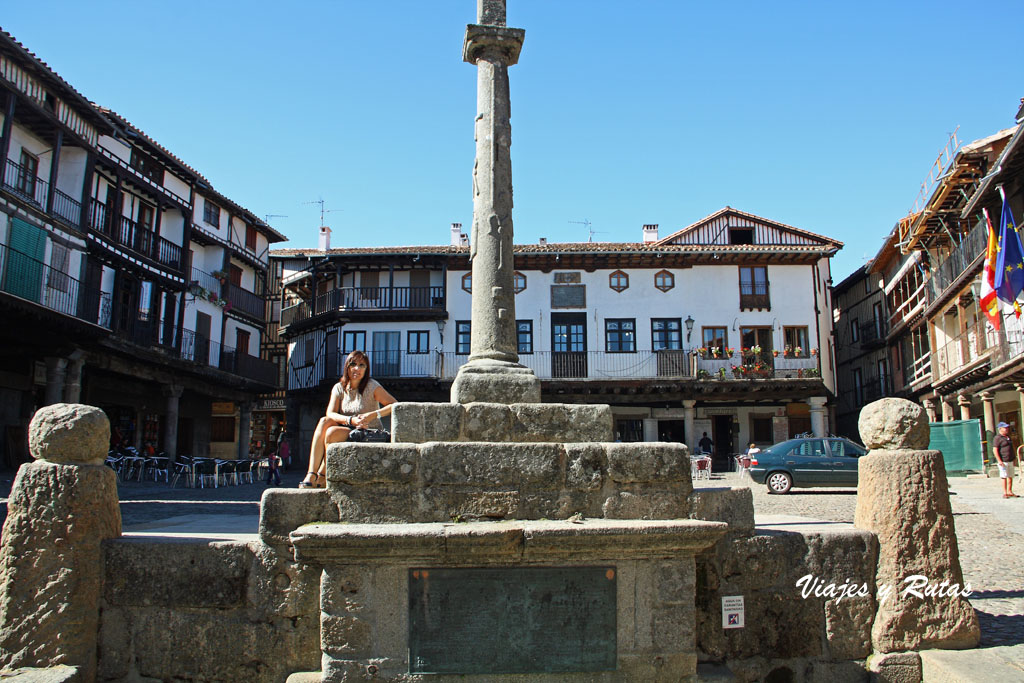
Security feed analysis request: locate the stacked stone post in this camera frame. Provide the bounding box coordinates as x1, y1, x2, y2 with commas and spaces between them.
854, 398, 979, 677
0, 404, 122, 681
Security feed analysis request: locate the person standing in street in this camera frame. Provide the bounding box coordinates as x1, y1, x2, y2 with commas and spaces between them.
993, 422, 1018, 498
698, 432, 714, 455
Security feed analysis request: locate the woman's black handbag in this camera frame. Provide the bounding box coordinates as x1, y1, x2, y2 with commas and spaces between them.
347, 428, 390, 443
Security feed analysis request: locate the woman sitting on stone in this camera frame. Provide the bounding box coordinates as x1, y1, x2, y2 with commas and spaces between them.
299, 350, 396, 488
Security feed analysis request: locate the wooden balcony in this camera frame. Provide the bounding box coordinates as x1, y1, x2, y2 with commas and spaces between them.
280, 285, 446, 334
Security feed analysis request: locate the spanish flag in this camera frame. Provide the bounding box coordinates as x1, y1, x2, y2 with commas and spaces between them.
980, 208, 1001, 329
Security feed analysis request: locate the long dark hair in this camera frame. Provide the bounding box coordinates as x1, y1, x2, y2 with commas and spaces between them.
341, 350, 371, 394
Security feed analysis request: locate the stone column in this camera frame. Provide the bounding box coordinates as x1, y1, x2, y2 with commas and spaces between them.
163, 384, 183, 461
682, 400, 696, 450
922, 398, 937, 423
0, 404, 121, 680
642, 418, 659, 442
43, 356, 68, 406
808, 396, 827, 437
979, 390, 996, 441
957, 394, 972, 421
941, 396, 955, 422
1016, 384, 1024, 433
63, 350, 85, 404
855, 398, 979, 653
450, 0, 540, 405
237, 401, 254, 460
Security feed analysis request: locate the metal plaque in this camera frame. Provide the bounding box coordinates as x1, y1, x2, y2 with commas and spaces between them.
408, 566, 617, 674
550, 284, 586, 309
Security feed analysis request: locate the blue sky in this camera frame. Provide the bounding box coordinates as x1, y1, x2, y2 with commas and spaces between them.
4, 1, 1021, 281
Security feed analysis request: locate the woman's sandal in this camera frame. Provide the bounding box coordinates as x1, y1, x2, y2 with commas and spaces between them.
298, 472, 321, 489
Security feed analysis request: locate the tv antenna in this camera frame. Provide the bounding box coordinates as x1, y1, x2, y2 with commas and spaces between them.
304, 199, 342, 225
264, 213, 288, 225
569, 218, 606, 243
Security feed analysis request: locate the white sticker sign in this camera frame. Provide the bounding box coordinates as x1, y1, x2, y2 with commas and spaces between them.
722, 595, 745, 629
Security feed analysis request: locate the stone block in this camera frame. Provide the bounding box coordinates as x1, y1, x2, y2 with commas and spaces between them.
390, 402, 462, 443
28, 403, 109, 465
855, 450, 980, 652
511, 403, 614, 442
321, 566, 371, 616
103, 539, 249, 609
320, 613, 372, 658
418, 442, 561, 485
259, 488, 339, 547
332, 486, 417, 523
463, 402, 513, 440
867, 651, 922, 683
858, 398, 929, 450
606, 442, 690, 484
391, 401, 614, 443
602, 489, 689, 520
825, 597, 874, 660
688, 487, 755, 536
327, 444, 419, 484
564, 443, 608, 490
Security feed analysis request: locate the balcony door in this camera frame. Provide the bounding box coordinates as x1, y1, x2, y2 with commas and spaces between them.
740, 326, 774, 365
2, 218, 45, 302
372, 331, 400, 377
195, 312, 212, 365
552, 313, 587, 378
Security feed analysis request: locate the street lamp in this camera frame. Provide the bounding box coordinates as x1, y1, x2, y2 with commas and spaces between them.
684, 315, 695, 343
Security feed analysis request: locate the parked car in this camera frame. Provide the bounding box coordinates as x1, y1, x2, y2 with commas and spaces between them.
747, 437, 867, 494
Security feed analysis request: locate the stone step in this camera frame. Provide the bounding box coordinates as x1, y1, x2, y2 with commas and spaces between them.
391, 401, 613, 444
920, 645, 1024, 681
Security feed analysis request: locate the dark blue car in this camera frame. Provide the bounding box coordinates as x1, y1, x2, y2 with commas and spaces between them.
748, 437, 867, 494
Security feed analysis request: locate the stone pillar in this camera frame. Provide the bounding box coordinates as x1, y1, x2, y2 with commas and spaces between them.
941, 396, 955, 422
979, 390, 996, 445
855, 398, 979, 653
163, 384, 183, 461
0, 404, 121, 680
237, 401, 254, 460
682, 400, 696, 450
642, 418, 659, 442
808, 396, 827, 437
63, 350, 85, 404
43, 356, 68, 406
957, 394, 971, 421
922, 398, 938, 423
450, 0, 540, 405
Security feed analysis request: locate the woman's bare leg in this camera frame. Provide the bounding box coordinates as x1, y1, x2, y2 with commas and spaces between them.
321, 425, 352, 477
301, 416, 337, 485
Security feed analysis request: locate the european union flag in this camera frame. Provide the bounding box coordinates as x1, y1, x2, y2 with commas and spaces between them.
994, 196, 1024, 314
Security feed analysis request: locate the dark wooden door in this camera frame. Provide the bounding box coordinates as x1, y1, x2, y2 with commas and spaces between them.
552, 313, 587, 378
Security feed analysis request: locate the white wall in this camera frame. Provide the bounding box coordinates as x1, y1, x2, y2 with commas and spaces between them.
443, 263, 825, 356
9, 125, 53, 181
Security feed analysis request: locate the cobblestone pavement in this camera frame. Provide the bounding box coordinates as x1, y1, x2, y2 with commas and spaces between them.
699, 472, 1024, 650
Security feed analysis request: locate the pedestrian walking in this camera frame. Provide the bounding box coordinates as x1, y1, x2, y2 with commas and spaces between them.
992, 422, 1018, 498
265, 450, 282, 486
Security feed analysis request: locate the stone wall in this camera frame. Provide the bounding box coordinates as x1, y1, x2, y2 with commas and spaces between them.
97, 537, 321, 682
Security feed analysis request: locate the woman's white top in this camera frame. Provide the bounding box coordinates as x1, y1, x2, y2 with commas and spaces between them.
331, 378, 384, 429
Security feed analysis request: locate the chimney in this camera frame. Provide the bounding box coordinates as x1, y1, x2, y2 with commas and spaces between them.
318, 225, 331, 251
642, 224, 659, 243
451, 223, 463, 247
539, 237, 548, 245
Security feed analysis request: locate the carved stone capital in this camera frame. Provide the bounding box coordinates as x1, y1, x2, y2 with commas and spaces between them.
463, 25, 525, 65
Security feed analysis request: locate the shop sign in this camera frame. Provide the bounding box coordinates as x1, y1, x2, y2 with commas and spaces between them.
212, 402, 236, 415
259, 399, 285, 411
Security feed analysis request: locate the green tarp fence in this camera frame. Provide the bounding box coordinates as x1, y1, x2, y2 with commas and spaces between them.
929, 419, 984, 474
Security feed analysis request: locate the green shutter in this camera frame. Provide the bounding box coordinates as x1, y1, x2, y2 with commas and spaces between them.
3, 218, 46, 302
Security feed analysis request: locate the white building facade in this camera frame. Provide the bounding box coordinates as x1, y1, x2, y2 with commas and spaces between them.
274, 208, 841, 472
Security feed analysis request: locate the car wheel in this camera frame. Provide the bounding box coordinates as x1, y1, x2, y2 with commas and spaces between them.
766, 471, 792, 494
